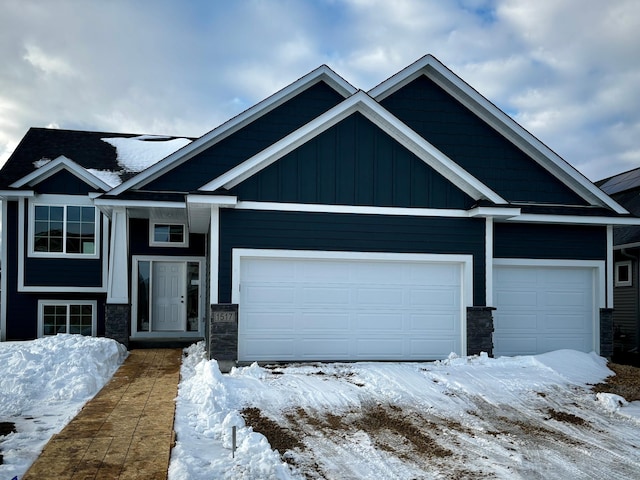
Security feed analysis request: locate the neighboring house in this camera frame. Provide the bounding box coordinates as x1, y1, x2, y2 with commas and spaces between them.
1, 55, 636, 370
597, 169, 640, 355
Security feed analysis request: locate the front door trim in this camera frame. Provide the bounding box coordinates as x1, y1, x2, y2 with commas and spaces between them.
131, 255, 206, 338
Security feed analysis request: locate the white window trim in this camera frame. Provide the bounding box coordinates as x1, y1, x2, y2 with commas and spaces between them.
615, 260, 632, 287
149, 221, 189, 248
28, 195, 100, 259
37, 299, 97, 337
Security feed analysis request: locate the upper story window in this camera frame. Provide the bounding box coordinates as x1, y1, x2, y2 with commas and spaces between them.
149, 221, 188, 247
29, 197, 99, 258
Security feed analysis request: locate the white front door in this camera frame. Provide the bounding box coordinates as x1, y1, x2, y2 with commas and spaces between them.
152, 262, 186, 331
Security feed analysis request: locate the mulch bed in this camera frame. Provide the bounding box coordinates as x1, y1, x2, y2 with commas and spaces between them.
592, 363, 640, 402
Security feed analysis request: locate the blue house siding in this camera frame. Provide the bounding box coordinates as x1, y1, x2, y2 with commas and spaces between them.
4, 201, 107, 340
34, 170, 100, 195
230, 112, 475, 209
129, 218, 207, 256
146, 81, 346, 192
218, 209, 487, 305
380, 75, 587, 206
494, 223, 607, 260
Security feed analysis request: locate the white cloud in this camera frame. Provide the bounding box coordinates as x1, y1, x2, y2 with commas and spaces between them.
0, 0, 639, 181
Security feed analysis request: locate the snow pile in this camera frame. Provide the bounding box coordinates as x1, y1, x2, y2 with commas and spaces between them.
102, 135, 191, 173
0, 335, 127, 479
170, 345, 640, 479
86, 168, 123, 188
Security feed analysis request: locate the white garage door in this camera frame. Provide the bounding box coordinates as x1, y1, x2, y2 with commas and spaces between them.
493, 264, 597, 357
235, 252, 469, 362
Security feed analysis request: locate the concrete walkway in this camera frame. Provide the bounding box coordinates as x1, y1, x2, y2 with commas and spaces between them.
23, 348, 182, 480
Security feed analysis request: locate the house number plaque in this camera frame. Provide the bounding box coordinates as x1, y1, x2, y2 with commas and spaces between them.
212, 304, 238, 323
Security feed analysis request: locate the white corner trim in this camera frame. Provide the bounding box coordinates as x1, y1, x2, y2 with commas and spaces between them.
485, 217, 494, 308
107, 207, 129, 303
210, 206, 220, 305
199, 92, 505, 204
607, 225, 613, 308
10, 156, 112, 191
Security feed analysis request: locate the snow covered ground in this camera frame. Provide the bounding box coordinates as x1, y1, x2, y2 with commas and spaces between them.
170, 344, 640, 480
0, 335, 127, 479
1, 336, 639, 479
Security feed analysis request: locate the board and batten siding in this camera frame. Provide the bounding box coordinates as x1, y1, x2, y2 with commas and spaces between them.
128, 218, 207, 257
494, 223, 607, 260
230, 112, 475, 209
34, 170, 100, 195
380, 75, 587, 206
146, 81, 346, 192
218, 209, 486, 306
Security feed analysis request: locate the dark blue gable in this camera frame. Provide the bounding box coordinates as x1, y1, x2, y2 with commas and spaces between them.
146, 81, 346, 192
380, 75, 587, 206
230, 112, 475, 209
34, 169, 101, 195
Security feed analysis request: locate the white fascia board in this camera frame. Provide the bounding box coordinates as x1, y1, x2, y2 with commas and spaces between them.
370, 55, 627, 214
10, 156, 112, 192
468, 206, 521, 219
200, 92, 506, 204
93, 198, 185, 209
186, 194, 238, 207
0, 190, 34, 199
109, 66, 356, 197
505, 214, 640, 226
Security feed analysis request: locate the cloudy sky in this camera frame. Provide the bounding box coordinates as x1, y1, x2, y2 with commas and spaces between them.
1, 0, 639, 182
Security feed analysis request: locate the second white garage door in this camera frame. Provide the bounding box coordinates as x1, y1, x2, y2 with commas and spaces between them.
234, 250, 472, 362
493, 263, 600, 357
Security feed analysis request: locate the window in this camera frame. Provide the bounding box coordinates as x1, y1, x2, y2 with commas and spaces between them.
32, 204, 97, 256
38, 300, 97, 337
615, 261, 632, 287
149, 221, 188, 247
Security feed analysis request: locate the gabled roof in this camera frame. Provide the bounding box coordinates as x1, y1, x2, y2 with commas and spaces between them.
108, 65, 357, 196
198, 91, 506, 204
597, 166, 640, 196
10, 155, 113, 191
0, 127, 192, 191
369, 54, 627, 214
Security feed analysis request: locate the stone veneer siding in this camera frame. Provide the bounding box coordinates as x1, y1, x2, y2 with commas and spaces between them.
600, 308, 614, 359
105, 304, 131, 348
467, 306, 495, 357
209, 305, 239, 373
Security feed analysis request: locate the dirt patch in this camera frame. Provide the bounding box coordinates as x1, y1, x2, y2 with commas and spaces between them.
240, 407, 304, 456
593, 363, 640, 401
546, 409, 587, 426
0, 422, 16, 466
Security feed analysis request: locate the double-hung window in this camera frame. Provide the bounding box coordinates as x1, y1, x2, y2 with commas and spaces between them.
38, 300, 97, 337
31, 202, 98, 256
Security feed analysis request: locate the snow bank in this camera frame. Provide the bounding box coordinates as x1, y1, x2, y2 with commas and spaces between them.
0, 335, 127, 479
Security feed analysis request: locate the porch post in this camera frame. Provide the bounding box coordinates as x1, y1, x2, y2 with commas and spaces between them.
105, 207, 130, 346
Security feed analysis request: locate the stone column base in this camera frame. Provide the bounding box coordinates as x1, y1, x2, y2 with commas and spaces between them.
467, 306, 495, 357
105, 304, 131, 348
600, 308, 614, 359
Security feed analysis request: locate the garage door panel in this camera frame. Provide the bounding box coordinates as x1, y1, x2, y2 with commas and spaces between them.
356, 288, 404, 305
494, 265, 595, 357
245, 284, 295, 304
409, 338, 459, 357
301, 287, 350, 305
410, 314, 457, 331
409, 288, 459, 306
244, 312, 296, 331
300, 313, 349, 331
356, 313, 404, 331
238, 255, 465, 361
